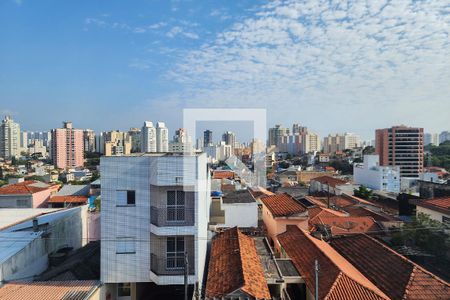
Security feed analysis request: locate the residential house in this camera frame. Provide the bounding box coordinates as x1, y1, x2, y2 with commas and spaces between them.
260, 193, 308, 250
0, 180, 58, 208
330, 234, 450, 299
205, 227, 271, 299
410, 197, 450, 226
277, 226, 390, 300
309, 175, 349, 195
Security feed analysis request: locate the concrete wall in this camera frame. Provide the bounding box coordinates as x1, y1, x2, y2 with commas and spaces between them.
417, 206, 448, 224
32, 189, 53, 208
222, 202, 258, 227
0, 194, 31, 208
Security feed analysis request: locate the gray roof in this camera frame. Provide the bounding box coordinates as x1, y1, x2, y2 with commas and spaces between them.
56, 185, 90, 196
222, 189, 256, 204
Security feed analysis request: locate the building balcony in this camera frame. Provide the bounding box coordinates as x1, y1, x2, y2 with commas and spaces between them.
150, 206, 195, 227
150, 253, 195, 276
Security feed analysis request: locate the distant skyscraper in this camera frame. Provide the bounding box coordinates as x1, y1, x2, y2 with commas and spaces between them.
424, 133, 438, 146
83, 129, 96, 152
268, 125, 289, 147
156, 122, 169, 152
142, 121, 157, 152
222, 131, 236, 149
0, 116, 21, 159
51, 122, 84, 169
439, 131, 450, 145
128, 127, 141, 153
323, 133, 361, 153
170, 128, 192, 153
301, 132, 320, 153
375, 125, 424, 177
203, 130, 213, 147
101, 130, 132, 156
292, 124, 307, 135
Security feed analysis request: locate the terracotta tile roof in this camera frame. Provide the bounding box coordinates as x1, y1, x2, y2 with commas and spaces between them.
311, 175, 348, 188
330, 234, 450, 299
311, 216, 383, 235
248, 186, 275, 199
212, 170, 235, 180
413, 197, 450, 215
48, 195, 88, 204
0, 280, 100, 300
205, 227, 271, 299
345, 206, 399, 222
260, 193, 307, 217
0, 181, 51, 195
308, 206, 347, 222
278, 226, 389, 300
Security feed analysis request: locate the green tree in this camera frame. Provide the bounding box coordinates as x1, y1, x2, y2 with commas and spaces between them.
353, 185, 373, 200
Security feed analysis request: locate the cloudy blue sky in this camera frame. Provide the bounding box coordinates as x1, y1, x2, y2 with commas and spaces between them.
1, 0, 449, 141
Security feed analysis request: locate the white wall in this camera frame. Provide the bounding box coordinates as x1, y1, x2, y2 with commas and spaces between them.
222, 202, 258, 228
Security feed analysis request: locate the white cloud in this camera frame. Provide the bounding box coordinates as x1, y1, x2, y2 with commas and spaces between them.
166, 26, 199, 39
165, 0, 450, 136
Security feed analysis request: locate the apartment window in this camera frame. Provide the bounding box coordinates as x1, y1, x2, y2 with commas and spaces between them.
116, 238, 136, 254
166, 237, 185, 269
167, 191, 185, 222
117, 283, 131, 297
117, 190, 136, 206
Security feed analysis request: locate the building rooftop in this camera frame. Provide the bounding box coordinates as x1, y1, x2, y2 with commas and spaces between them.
0, 231, 42, 264
412, 197, 450, 215
48, 196, 88, 204
54, 185, 89, 196
260, 193, 307, 217
311, 216, 382, 235
0, 208, 60, 231
205, 227, 271, 299
222, 189, 256, 204
0, 280, 101, 300
330, 234, 450, 299
212, 170, 235, 180
311, 175, 348, 187
0, 180, 53, 195
278, 226, 389, 300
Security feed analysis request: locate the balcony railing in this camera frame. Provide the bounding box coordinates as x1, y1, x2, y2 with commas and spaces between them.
150, 206, 195, 227
150, 253, 195, 275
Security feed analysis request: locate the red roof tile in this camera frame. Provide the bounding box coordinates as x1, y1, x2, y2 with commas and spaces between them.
311, 216, 383, 235
260, 193, 307, 217
311, 175, 348, 188
212, 170, 235, 180
205, 227, 271, 299
414, 197, 450, 215
277, 226, 388, 300
0, 280, 100, 300
0, 180, 51, 195
345, 206, 399, 222
48, 195, 88, 204
330, 234, 450, 299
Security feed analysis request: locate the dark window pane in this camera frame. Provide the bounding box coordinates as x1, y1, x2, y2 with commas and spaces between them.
167, 208, 176, 221
177, 191, 185, 205
167, 191, 176, 205
167, 237, 175, 252
177, 237, 184, 252
177, 209, 185, 221
127, 191, 135, 205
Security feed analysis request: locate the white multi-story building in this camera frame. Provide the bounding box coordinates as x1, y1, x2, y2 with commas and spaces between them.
156, 122, 169, 152
353, 155, 401, 193
100, 153, 210, 298
204, 142, 232, 162
169, 128, 193, 153
0, 116, 21, 159
301, 132, 321, 153
424, 133, 439, 146
323, 133, 361, 153
142, 121, 157, 153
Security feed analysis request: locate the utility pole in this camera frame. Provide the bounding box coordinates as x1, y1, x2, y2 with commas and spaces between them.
184, 251, 189, 300
315, 259, 320, 300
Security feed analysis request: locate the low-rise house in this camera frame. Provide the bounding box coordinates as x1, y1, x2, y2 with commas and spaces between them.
0, 281, 102, 300
310, 215, 383, 237
411, 197, 450, 225
214, 189, 258, 228
205, 227, 271, 300
0, 206, 90, 282
309, 175, 349, 195
277, 226, 389, 300
48, 184, 90, 208
260, 193, 308, 250
0, 180, 58, 208
330, 234, 450, 299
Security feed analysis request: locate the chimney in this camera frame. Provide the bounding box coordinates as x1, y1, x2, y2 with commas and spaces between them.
32, 218, 39, 232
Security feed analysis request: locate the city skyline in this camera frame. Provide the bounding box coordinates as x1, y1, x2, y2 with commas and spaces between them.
1, 0, 449, 139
